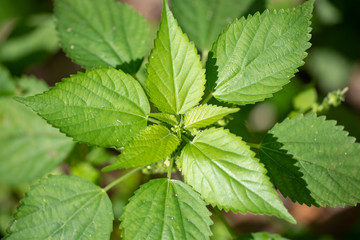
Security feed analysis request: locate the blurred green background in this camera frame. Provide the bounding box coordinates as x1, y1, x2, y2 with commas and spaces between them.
0, 0, 359, 239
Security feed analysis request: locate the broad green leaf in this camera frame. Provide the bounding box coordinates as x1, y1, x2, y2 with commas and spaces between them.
16, 75, 48, 96
292, 87, 317, 112
5, 175, 113, 239
237, 232, 289, 240
54, 0, 149, 72
211, 0, 313, 104
16, 68, 150, 148
170, 0, 261, 51
0, 98, 74, 185
0, 65, 15, 96
146, 1, 205, 114
262, 114, 360, 207
180, 128, 295, 223
121, 178, 212, 240
184, 104, 239, 129
103, 125, 180, 171
148, 112, 178, 125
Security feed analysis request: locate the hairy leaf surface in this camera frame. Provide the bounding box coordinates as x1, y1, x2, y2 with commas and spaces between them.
170, 0, 260, 51
104, 125, 180, 170
211, 0, 313, 104
262, 114, 360, 207
17, 68, 150, 148
54, 0, 149, 72
180, 128, 294, 223
146, 1, 205, 114
0, 98, 74, 185
121, 178, 212, 240
6, 175, 113, 239
184, 104, 239, 129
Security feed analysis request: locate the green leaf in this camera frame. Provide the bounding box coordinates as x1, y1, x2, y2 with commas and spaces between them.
237, 232, 289, 240
170, 0, 261, 51
16, 75, 48, 96
0, 98, 74, 185
184, 104, 239, 129
5, 175, 113, 239
261, 114, 360, 207
146, 1, 205, 114
180, 128, 295, 223
148, 112, 178, 125
16, 68, 150, 148
120, 178, 212, 240
103, 125, 180, 171
292, 87, 317, 112
0, 65, 15, 96
54, 0, 149, 72
211, 0, 313, 104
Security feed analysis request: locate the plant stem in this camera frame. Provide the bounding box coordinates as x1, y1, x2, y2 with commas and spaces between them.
103, 167, 142, 192
147, 117, 162, 125
214, 208, 236, 239
201, 92, 213, 104
167, 157, 174, 179
181, 134, 191, 143
247, 142, 261, 149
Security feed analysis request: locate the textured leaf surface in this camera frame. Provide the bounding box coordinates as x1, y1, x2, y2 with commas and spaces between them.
180, 128, 294, 222
54, 0, 149, 71
104, 125, 180, 170
237, 232, 289, 240
170, 0, 259, 51
211, 1, 313, 104
148, 112, 178, 125
121, 178, 212, 240
6, 175, 113, 239
146, 2, 205, 114
17, 68, 150, 148
0, 98, 74, 185
184, 104, 239, 129
262, 114, 360, 207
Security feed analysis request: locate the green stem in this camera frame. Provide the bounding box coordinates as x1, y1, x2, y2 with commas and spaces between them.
201, 49, 209, 67
103, 167, 142, 192
247, 142, 261, 149
214, 208, 236, 239
181, 134, 191, 143
167, 157, 174, 179
201, 92, 213, 105
147, 117, 162, 125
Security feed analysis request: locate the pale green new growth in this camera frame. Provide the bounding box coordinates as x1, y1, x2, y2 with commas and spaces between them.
211, 0, 313, 104
120, 179, 212, 240
180, 128, 295, 223
16, 68, 150, 148
184, 104, 239, 129
148, 112, 178, 125
0, 99, 74, 184
263, 114, 360, 207
170, 0, 258, 51
54, 0, 149, 70
146, 1, 205, 114
104, 125, 180, 170
6, 175, 113, 240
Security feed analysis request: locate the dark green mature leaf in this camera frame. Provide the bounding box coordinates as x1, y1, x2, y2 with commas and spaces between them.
0, 98, 74, 185
54, 0, 149, 72
211, 0, 313, 104
121, 178, 212, 240
5, 175, 113, 240
104, 125, 180, 170
16, 68, 150, 148
184, 104, 239, 129
262, 114, 360, 207
180, 128, 295, 223
237, 232, 289, 240
0, 65, 15, 96
170, 0, 259, 51
146, 1, 205, 114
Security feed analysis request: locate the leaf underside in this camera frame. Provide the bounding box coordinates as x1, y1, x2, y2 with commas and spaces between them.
54, 0, 149, 72
261, 114, 360, 207
212, 0, 313, 104
180, 128, 295, 223
16, 68, 150, 148
6, 175, 113, 240
0, 98, 74, 185
103, 125, 180, 170
146, 1, 205, 114
120, 178, 212, 240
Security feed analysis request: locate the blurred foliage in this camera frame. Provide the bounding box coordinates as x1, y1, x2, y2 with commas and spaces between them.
0, 0, 359, 239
